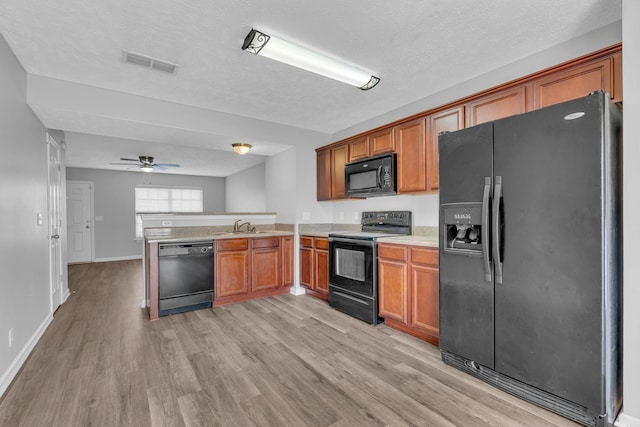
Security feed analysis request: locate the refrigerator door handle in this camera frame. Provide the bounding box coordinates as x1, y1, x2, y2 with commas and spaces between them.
482, 176, 492, 282
493, 175, 503, 284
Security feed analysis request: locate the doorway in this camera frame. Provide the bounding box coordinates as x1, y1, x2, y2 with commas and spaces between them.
67, 181, 94, 263
47, 133, 64, 313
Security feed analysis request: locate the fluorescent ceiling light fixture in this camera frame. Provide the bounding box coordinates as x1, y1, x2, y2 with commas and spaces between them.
232, 143, 252, 155
242, 29, 380, 90
140, 166, 154, 172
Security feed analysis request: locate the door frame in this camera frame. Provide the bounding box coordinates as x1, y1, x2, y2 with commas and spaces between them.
66, 180, 95, 263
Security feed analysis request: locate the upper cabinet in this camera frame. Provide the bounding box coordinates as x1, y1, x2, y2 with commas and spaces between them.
316, 45, 621, 200
396, 118, 426, 193
370, 127, 395, 156
331, 143, 349, 199
533, 54, 621, 108
316, 148, 331, 201
466, 86, 528, 126
347, 135, 370, 162
426, 106, 464, 192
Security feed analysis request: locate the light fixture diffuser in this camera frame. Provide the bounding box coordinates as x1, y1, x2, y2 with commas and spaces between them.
242, 29, 380, 90
140, 166, 154, 172
232, 143, 252, 155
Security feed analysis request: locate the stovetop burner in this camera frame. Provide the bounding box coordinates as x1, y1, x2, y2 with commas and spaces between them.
330, 210, 412, 240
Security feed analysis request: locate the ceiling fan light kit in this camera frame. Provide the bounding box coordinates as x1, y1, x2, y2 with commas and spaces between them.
232, 143, 252, 155
241, 29, 380, 90
109, 155, 180, 172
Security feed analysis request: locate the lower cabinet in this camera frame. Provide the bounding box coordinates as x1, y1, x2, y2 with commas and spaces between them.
215, 236, 292, 306
300, 235, 329, 300
378, 242, 439, 345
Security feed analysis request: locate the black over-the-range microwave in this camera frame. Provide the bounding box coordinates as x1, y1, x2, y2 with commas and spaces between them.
344, 153, 397, 197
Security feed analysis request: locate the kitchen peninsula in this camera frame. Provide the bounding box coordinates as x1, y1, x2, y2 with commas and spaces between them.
142, 213, 294, 321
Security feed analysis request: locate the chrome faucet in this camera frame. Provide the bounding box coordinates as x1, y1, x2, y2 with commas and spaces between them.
233, 219, 253, 232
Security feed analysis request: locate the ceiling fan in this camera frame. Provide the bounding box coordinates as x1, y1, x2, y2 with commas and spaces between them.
109, 155, 180, 172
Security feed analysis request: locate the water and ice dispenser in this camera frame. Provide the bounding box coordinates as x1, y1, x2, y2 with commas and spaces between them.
442, 203, 483, 254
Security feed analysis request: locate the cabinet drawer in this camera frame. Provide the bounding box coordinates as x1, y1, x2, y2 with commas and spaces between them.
411, 247, 438, 266
378, 244, 407, 261
314, 238, 328, 250
252, 237, 280, 249
300, 236, 314, 248
216, 238, 248, 251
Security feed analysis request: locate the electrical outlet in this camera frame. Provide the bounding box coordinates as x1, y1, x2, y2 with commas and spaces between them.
161, 220, 172, 226
339, 211, 345, 220
353, 211, 359, 220
8, 328, 14, 348
302, 212, 311, 221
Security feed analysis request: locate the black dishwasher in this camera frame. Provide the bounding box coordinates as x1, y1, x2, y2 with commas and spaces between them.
158, 241, 214, 316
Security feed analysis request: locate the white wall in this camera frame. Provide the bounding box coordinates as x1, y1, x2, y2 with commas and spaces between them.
621, 1, 640, 425
66, 167, 225, 260
225, 162, 266, 212
265, 147, 297, 224
0, 33, 52, 397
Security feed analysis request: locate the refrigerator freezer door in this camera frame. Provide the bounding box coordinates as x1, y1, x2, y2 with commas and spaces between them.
439, 122, 495, 369
493, 94, 605, 411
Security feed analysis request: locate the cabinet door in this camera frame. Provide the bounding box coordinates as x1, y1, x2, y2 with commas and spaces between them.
282, 236, 293, 286
378, 258, 408, 323
467, 86, 526, 126
314, 248, 329, 296
396, 118, 426, 193
331, 144, 348, 199
252, 247, 280, 292
348, 136, 370, 162
410, 264, 439, 338
216, 251, 249, 297
426, 107, 464, 191
533, 57, 614, 109
370, 127, 395, 156
300, 246, 314, 289
316, 148, 331, 201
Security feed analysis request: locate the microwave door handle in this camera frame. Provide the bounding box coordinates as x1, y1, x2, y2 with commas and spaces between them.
377, 165, 383, 189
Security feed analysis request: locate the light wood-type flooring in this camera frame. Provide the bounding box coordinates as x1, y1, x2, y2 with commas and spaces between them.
0, 260, 579, 427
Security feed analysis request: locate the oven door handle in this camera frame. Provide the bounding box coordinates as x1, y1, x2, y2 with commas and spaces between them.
328, 237, 376, 247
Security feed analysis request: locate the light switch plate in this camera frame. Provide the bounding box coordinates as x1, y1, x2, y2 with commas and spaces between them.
302, 212, 310, 221
36, 213, 43, 226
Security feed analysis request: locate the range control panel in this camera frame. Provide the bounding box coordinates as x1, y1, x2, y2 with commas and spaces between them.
361, 211, 412, 228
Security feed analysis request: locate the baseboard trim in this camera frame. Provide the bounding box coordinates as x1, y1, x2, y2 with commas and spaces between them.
616, 412, 640, 427
0, 313, 53, 398
62, 289, 70, 303
93, 255, 142, 263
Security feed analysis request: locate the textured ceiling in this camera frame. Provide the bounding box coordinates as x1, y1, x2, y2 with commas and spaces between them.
0, 0, 622, 176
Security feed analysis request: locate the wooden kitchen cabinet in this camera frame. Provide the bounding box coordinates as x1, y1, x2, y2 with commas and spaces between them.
331, 143, 348, 199
316, 148, 331, 201
370, 127, 395, 156
395, 118, 427, 193
347, 135, 370, 162
215, 236, 292, 306
533, 54, 620, 109
216, 239, 250, 298
378, 244, 408, 323
378, 242, 439, 345
251, 237, 280, 292
426, 106, 464, 191
466, 86, 527, 126
299, 235, 329, 300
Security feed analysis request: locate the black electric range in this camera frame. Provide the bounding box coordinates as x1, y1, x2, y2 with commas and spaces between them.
328, 211, 412, 324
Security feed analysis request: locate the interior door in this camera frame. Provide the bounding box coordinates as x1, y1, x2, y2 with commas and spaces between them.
67, 181, 93, 263
47, 135, 63, 313
493, 94, 605, 410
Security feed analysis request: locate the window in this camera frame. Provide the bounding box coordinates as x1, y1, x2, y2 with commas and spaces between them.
135, 186, 203, 238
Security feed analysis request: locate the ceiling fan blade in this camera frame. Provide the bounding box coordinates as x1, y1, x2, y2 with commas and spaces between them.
120, 157, 141, 162
155, 163, 180, 167
109, 162, 138, 165
153, 165, 167, 171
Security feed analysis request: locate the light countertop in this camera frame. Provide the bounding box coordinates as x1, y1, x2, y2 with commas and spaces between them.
144, 227, 293, 243
377, 235, 439, 248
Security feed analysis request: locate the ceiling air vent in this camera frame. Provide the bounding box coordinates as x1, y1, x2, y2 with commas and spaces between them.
121, 50, 179, 75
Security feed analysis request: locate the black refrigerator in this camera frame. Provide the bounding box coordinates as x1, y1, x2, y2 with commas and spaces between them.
438, 91, 622, 427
